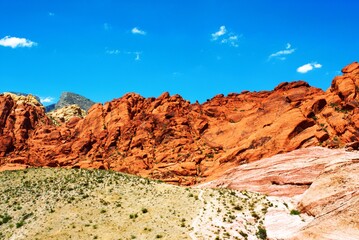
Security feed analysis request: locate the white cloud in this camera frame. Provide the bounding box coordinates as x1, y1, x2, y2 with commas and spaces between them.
131, 27, 146, 35
103, 23, 111, 31
106, 49, 142, 60
297, 62, 322, 74
211, 26, 240, 47
221, 34, 239, 47
134, 52, 141, 61
40, 97, 55, 104
0, 36, 37, 48
313, 63, 322, 68
106, 49, 121, 55
269, 43, 295, 60
48, 12, 55, 16
211, 26, 227, 40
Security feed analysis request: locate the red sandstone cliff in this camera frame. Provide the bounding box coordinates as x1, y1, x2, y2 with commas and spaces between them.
1, 62, 359, 184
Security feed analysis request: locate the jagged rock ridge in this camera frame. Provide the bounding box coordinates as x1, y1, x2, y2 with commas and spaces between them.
5, 92, 41, 103
0, 62, 358, 185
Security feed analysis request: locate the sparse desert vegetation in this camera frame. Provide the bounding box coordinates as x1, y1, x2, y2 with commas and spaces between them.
0, 168, 291, 240
0, 168, 199, 239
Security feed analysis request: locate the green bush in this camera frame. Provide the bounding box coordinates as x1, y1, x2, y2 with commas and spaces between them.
1, 213, 12, 224
256, 226, 267, 239
16, 220, 24, 228
290, 209, 300, 215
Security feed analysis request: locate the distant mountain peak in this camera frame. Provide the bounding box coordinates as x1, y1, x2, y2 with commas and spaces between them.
54, 92, 95, 112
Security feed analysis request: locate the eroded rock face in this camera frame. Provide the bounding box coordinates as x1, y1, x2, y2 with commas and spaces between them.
0, 62, 359, 185
0, 93, 50, 160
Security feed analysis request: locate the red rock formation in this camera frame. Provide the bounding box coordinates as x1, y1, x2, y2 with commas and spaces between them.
1, 62, 359, 184
0, 93, 50, 160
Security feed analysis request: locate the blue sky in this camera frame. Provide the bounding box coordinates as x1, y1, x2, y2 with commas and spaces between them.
1, 0, 358, 105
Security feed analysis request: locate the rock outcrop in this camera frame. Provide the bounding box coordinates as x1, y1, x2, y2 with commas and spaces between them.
294, 156, 359, 239
4, 92, 41, 104
55, 92, 95, 111
199, 147, 359, 240
199, 147, 359, 196
0, 93, 50, 160
0, 62, 359, 185
46, 104, 87, 125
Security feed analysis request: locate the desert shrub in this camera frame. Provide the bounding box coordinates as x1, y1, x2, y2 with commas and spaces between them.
290, 209, 300, 215
206, 153, 214, 158
256, 226, 267, 239
16, 220, 24, 228
239, 231, 248, 238
129, 213, 138, 219
234, 205, 242, 211
1, 213, 12, 224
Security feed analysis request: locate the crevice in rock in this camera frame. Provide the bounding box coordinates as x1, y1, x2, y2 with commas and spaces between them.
288, 120, 315, 139
271, 180, 312, 186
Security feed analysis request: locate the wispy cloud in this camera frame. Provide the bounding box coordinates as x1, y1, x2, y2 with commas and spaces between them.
124, 51, 142, 61
131, 27, 146, 35
221, 35, 239, 47
297, 62, 322, 74
106, 49, 142, 60
48, 12, 55, 17
106, 49, 121, 55
268, 43, 295, 60
0, 36, 37, 48
103, 23, 111, 31
211, 26, 227, 41
211, 26, 240, 47
134, 52, 141, 61
40, 96, 55, 104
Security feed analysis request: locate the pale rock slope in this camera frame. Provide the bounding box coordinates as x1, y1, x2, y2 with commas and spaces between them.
199, 147, 359, 239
